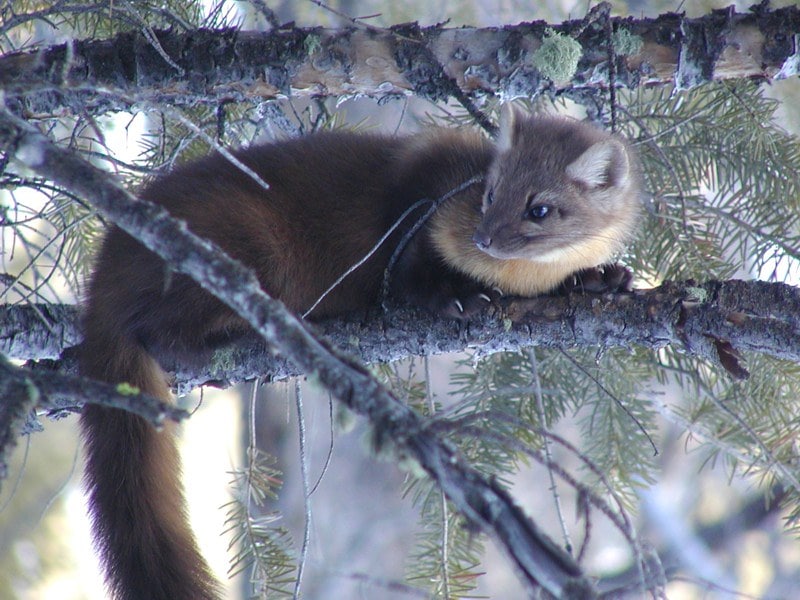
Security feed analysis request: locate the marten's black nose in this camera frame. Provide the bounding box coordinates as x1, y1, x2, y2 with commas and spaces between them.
472, 229, 492, 250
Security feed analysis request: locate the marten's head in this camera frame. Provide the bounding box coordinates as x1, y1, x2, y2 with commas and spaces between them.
473, 107, 640, 267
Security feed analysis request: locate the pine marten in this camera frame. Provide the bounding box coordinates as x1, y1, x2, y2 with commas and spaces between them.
79, 108, 641, 599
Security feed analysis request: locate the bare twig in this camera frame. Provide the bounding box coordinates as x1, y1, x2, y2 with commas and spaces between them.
528, 349, 573, 554
293, 379, 312, 600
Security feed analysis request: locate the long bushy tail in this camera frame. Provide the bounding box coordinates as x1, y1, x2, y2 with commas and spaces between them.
79, 330, 221, 600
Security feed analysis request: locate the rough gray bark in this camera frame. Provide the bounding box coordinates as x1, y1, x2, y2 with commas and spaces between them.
5, 278, 798, 391
0, 356, 39, 482
1, 357, 187, 427
1, 303, 81, 360
2, 4, 799, 117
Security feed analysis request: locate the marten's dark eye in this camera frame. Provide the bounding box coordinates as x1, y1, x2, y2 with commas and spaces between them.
527, 204, 551, 221
485, 189, 495, 206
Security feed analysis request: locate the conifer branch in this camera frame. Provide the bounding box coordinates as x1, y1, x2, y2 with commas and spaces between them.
2, 5, 800, 116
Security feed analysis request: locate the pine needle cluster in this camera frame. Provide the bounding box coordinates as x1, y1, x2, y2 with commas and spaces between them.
620, 82, 800, 284
224, 449, 297, 599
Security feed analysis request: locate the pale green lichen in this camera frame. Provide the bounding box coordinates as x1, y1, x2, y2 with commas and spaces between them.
305, 369, 323, 391
334, 403, 357, 435
612, 28, 644, 56
685, 286, 708, 303
396, 454, 428, 480
209, 346, 237, 373
116, 382, 141, 395
25, 378, 41, 404
531, 29, 582, 83
363, 425, 395, 461
304, 34, 322, 56
362, 426, 427, 479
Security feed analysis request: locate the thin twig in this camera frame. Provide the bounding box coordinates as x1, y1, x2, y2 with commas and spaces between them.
528, 348, 573, 555
166, 108, 272, 192
381, 176, 483, 308
557, 348, 658, 457
304, 197, 431, 318
308, 393, 335, 497
425, 356, 451, 598
293, 378, 312, 600
306, 0, 385, 31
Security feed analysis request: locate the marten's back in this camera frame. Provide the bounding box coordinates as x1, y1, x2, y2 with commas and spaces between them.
86, 131, 443, 359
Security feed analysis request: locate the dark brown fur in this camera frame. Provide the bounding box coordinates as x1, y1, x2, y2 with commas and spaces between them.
80, 114, 640, 598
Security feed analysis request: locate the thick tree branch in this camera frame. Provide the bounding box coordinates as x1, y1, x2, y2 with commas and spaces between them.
4, 279, 798, 390
0, 106, 593, 598
2, 357, 187, 425
2, 5, 799, 116
1, 303, 81, 360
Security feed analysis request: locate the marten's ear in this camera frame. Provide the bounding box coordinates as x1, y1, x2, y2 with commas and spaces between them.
497, 104, 526, 153
565, 139, 630, 189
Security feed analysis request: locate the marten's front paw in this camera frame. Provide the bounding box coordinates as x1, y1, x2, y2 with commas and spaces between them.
399, 274, 498, 319
562, 263, 634, 294
436, 290, 495, 319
